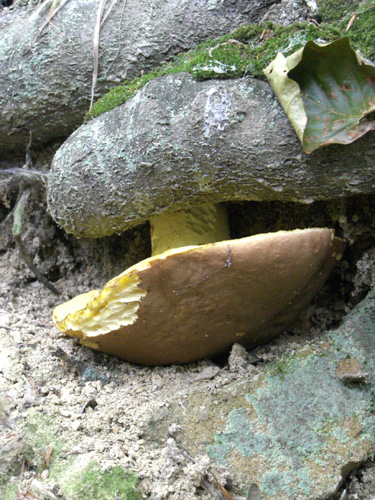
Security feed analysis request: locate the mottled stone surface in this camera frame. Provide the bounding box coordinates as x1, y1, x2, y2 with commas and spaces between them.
0, 0, 278, 154
48, 73, 375, 238
145, 290, 375, 499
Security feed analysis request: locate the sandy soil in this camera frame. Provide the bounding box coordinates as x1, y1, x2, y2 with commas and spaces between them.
0, 245, 265, 500
1, 222, 375, 500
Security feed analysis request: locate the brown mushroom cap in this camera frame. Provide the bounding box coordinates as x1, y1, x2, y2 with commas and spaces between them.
53, 228, 343, 365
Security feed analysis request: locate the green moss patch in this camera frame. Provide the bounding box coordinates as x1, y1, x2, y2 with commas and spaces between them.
87, 3, 375, 122
64, 461, 141, 500
1, 484, 18, 500
87, 21, 334, 119
24, 414, 141, 500
24, 411, 64, 472
0, 411, 65, 500
317, 0, 375, 60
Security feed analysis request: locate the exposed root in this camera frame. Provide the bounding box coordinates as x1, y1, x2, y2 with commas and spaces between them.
4, 133, 61, 295
13, 187, 60, 296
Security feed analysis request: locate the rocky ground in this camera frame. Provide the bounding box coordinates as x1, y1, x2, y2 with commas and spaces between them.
1, 194, 375, 500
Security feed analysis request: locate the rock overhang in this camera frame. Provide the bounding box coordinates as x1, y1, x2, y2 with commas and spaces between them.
47, 72, 375, 239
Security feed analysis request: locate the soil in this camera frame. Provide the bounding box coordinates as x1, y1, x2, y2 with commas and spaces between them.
0, 240, 265, 500
1, 193, 375, 500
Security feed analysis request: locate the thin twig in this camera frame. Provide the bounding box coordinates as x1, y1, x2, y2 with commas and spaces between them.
89, 0, 108, 111
35, 0, 71, 38
0, 168, 48, 180
29, 0, 53, 22
346, 13, 356, 32
102, 0, 127, 79
46, 0, 70, 23
48, 0, 60, 22
25, 131, 33, 169
10, 132, 60, 295
13, 188, 60, 296
210, 472, 235, 500
100, 0, 119, 26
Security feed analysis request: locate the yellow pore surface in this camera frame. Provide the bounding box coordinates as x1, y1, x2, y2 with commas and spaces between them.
53, 273, 147, 337
52, 245, 200, 339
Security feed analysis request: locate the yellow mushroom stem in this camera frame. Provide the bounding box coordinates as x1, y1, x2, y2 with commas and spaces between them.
149, 202, 230, 256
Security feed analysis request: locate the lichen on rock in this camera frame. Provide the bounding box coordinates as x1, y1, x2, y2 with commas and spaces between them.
144, 290, 375, 499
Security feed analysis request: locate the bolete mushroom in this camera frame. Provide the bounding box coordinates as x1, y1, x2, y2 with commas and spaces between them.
47, 75, 344, 365
52, 228, 343, 365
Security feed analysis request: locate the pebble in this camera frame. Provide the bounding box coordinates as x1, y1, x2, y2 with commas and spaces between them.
195, 366, 220, 380
228, 343, 248, 371
41, 470, 49, 480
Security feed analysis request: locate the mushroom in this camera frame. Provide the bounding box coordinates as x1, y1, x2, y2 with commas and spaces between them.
47, 75, 344, 365
51, 224, 343, 365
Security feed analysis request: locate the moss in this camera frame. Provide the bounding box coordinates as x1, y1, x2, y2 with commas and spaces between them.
25, 414, 141, 500
268, 357, 296, 380
24, 411, 64, 473
86, 21, 336, 120
317, 0, 363, 22
65, 461, 141, 500
87, 0, 375, 121
2, 412, 141, 500
1, 484, 17, 500
0, 412, 64, 500
317, 0, 375, 60
87, 69, 167, 120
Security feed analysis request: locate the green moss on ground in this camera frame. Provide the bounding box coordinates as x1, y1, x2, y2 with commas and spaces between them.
26, 414, 141, 500
0, 411, 141, 500
0, 411, 63, 500
87, 1, 375, 121
64, 461, 141, 500
2, 484, 17, 500
24, 411, 64, 471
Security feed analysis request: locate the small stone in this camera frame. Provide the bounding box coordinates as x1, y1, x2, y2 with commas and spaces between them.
40, 470, 49, 480
228, 343, 248, 371
247, 482, 262, 500
167, 423, 182, 437
151, 373, 164, 388
103, 382, 116, 393
71, 420, 82, 431
0, 313, 11, 328
335, 357, 367, 384
59, 409, 72, 418
195, 366, 220, 380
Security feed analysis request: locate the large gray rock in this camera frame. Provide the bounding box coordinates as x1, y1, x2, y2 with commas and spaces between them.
0, 0, 276, 154
145, 289, 375, 499
48, 73, 375, 238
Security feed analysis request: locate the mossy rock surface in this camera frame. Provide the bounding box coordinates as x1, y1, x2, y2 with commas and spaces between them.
0, 0, 268, 153
88, 0, 375, 120
87, 21, 340, 120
